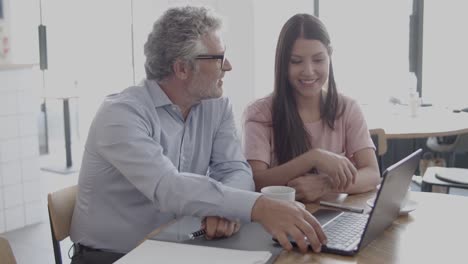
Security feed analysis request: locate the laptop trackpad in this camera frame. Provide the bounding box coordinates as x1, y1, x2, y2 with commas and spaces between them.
313, 209, 343, 225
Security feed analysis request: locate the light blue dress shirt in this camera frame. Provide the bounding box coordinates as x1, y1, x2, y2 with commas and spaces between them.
70, 79, 260, 253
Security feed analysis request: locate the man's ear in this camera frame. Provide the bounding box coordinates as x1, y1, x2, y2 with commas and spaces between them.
173, 59, 191, 80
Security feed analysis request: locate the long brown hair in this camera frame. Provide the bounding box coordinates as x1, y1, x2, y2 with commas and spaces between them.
272, 14, 345, 165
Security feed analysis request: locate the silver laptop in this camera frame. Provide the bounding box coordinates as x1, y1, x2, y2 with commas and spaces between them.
279, 149, 422, 256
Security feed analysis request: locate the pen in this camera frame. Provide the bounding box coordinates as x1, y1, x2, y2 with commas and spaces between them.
188, 228, 206, 240
319, 201, 364, 214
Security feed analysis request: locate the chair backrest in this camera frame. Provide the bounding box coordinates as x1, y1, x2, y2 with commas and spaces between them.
48, 185, 77, 264
427, 133, 468, 153
369, 128, 388, 156
0, 236, 17, 264
369, 128, 388, 174
427, 133, 468, 167
453, 133, 468, 153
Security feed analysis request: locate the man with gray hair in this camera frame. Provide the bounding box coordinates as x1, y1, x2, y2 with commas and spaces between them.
70, 6, 326, 263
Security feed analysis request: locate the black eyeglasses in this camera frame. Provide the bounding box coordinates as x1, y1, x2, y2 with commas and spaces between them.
195, 49, 227, 70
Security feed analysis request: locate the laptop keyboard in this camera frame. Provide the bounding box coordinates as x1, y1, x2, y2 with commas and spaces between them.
323, 212, 368, 250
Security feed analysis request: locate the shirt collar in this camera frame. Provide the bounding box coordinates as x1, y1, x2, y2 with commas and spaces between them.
144, 79, 202, 110
145, 79, 174, 108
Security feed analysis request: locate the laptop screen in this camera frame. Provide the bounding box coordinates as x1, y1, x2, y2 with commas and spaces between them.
358, 149, 422, 250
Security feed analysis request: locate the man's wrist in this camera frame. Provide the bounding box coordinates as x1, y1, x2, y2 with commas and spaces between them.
251, 195, 266, 222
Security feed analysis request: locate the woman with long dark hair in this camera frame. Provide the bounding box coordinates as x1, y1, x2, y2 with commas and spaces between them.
243, 14, 380, 202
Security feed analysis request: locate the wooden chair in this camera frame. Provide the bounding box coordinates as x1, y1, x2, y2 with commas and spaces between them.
48, 185, 78, 264
0, 236, 17, 264
369, 128, 388, 174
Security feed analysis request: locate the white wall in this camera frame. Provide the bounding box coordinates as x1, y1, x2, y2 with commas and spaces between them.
0, 0, 12, 64
0, 0, 42, 232
217, 0, 255, 127
8, 0, 39, 64
0, 67, 42, 232
253, 0, 315, 99
41, 0, 134, 144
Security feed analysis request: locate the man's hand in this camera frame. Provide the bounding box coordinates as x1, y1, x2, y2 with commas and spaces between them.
287, 173, 334, 203
311, 149, 357, 191
202, 216, 241, 240
251, 196, 327, 253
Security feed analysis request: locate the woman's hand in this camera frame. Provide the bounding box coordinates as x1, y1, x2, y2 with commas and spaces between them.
310, 149, 357, 192
287, 173, 334, 203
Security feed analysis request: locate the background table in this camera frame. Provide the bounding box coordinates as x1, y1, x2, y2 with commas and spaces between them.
362, 105, 468, 139
421, 166, 468, 192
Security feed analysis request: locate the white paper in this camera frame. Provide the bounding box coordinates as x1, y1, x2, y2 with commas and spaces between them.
115, 240, 272, 264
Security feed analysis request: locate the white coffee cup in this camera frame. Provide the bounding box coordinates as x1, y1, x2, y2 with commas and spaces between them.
260, 186, 296, 202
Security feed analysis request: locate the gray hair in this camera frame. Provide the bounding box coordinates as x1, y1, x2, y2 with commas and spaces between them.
144, 6, 222, 80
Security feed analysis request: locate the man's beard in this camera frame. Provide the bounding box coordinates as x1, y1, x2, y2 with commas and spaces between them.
189, 75, 220, 100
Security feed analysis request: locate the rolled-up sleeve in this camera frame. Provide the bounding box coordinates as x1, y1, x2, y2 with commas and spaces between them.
95, 101, 260, 222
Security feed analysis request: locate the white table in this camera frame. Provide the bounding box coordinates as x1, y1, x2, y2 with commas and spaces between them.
363, 105, 468, 139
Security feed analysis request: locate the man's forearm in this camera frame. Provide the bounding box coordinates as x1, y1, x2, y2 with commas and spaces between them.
209, 161, 255, 191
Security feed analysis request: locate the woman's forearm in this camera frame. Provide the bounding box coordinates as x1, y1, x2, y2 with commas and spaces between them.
345, 166, 380, 194
252, 150, 319, 191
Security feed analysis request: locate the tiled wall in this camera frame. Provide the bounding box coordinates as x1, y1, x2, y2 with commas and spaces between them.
0, 66, 41, 232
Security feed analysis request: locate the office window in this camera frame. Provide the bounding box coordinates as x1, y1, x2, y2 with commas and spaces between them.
423, 1, 468, 108
320, 1, 411, 104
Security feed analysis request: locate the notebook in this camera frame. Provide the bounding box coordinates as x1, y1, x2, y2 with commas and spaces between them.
115, 240, 272, 264
150, 216, 282, 264
278, 148, 422, 256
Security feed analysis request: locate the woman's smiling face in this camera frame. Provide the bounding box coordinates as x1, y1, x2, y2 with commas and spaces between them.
288, 38, 330, 99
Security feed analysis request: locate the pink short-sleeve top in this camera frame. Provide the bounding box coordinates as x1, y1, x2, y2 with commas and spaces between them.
242, 94, 375, 167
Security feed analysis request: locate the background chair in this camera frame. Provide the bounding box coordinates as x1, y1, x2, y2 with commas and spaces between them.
369, 128, 388, 174
423, 133, 468, 194
48, 185, 78, 264
0, 236, 17, 264
426, 133, 468, 167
